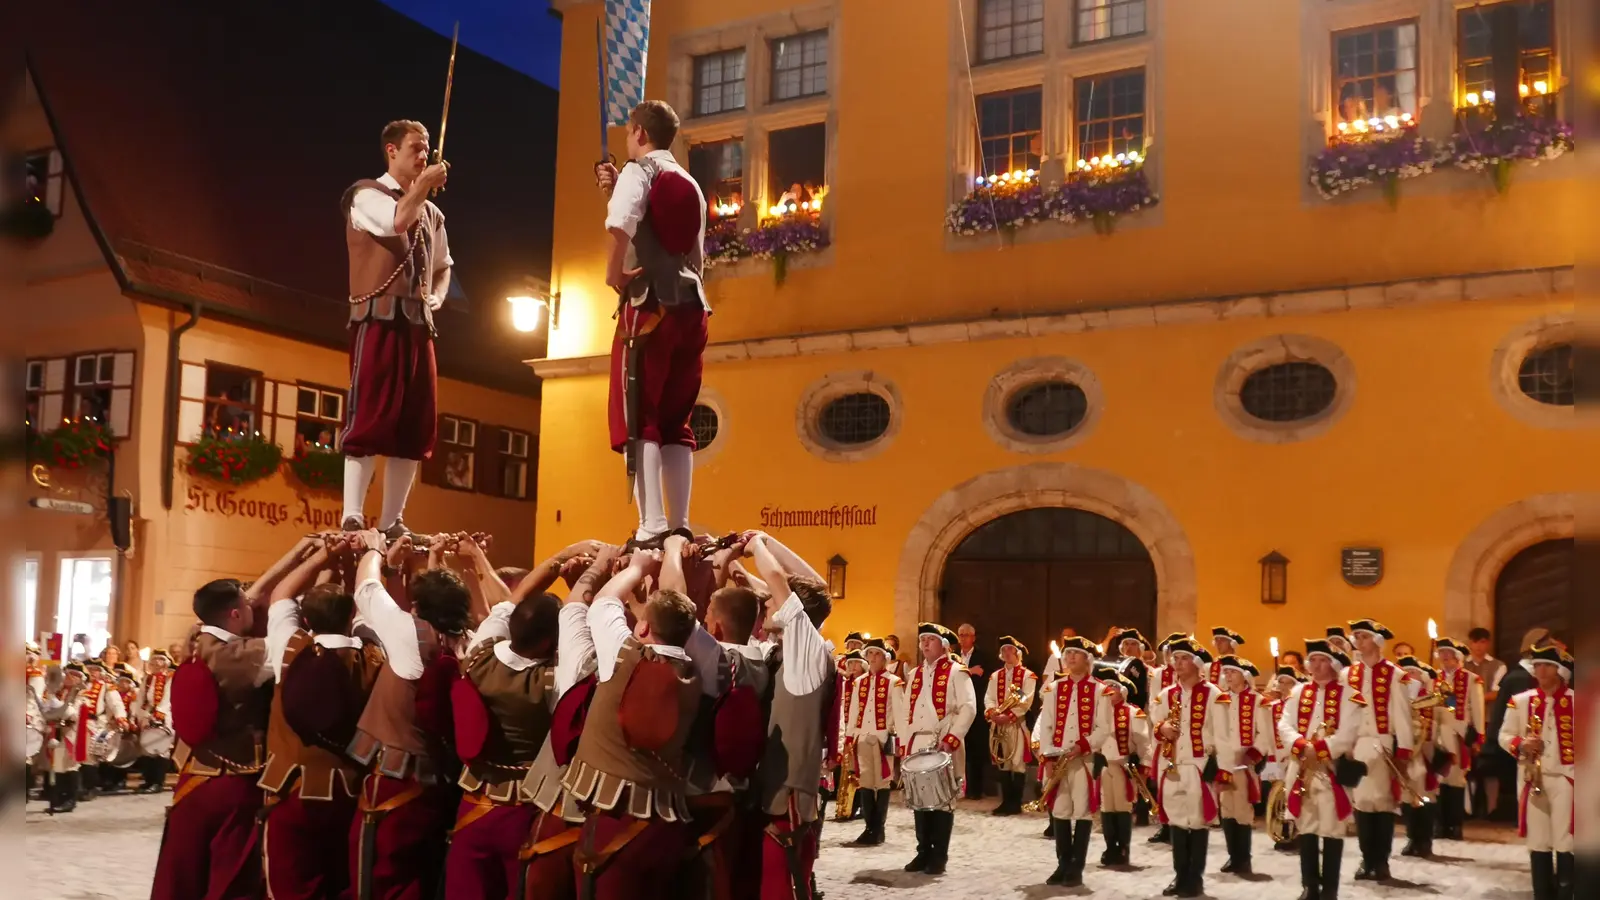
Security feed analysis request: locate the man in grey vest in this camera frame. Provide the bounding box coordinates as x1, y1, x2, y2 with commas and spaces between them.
594, 101, 709, 550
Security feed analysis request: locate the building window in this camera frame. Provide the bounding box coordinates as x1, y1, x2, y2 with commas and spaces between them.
28, 353, 135, 438
767, 123, 828, 210
294, 384, 345, 452
1075, 70, 1146, 163
690, 404, 720, 450
978, 87, 1044, 177
69, 352, 118, 426
818, 392, 891, 446
427, 414, 479, 492
22, 149, 65, 217
1238, 362, 1338, 423
1006, 381, 1088, 437
496, 427, 533, 499
694, 49, 747, 117
203, 364, 263, 438
980, 0, 1045, 62
689, 140, 744, 218
1457, 1, 1556, 111
1333, 21, 1419, 128
1517, 344, 1572, 406
1076, 0, 1147, 45
772, 31, 828, 102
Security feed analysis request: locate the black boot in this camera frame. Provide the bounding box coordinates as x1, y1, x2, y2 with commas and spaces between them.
1321, 837, 1344, 900
1298, 835, 1322, 900
1064, 819, 1092, 887
870, 790, 890, 845
851, 790, 877, 844
1373, 810, 1394, 880
1529, 851, 1556, 900
1047, 818, 1072, 885
1400, 805, 1422, 856
904, 811, 929, 872
1179, 825, 1208, 897
1554, 851, 1573, 900
1163, 827, 1189, 896
1219, 820, 1241, 873
59, 770, 79, 813
1135, 790, 1152, 827
1150, 821, 1172, 844
1099, 814, 1116, 865
1118, 812, 1135, 865
1231, 818, 1253, 874
1043, 817, 1056, 838
926, 811, 952, 876
1440, 785, 1465, 839
1414, 803, 1435, 857
1353, 812, 1376, 880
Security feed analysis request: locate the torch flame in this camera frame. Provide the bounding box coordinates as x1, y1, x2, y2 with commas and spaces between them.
1427, 619, 1438, 640
1050, 640, 1060, 658
1269, 636, 1279, 658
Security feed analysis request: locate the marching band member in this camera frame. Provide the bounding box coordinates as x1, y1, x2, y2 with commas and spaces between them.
838, 632, 866, 670
1148, 637, 1224, 899
1396, 656, 1442, 859
1263, 665, 1305, 852
1279, 639, 1362, 900
79, 657, 125, 798
1031, 636, 1111, 887
134, 648, 175, 794
260, 541, 387, 900
1091, 663, 1149, 868
844, 638, 900, 846
345, 531, 477, 900
26, 640, 46, 696
1207, 628, 1245, 685
24, 643, 46, 799
1325, 627, 1355, 679
106, 663, 141, 791
1498, 645, 1575, 900
983, 635, 1036, 817
899, 623, 975, 877
1110, 629, 1151, 713
561, 548, 706, 898
1145, 632, 1185, 845
746, 532, 835, 900
832, 649, 866, 822
1433, 636, 1485, 840
883, 634, 909, 681
43, 662, 86, 813
1215, 656, 1270, 876
1345, 618, 1415, 882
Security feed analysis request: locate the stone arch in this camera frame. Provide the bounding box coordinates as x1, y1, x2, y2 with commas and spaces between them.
1442, 493, 1575, 636
894, 463, 1197, 637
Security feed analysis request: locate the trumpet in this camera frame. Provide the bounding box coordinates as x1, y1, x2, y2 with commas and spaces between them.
1290, 720, 1331, 805
1158, 697, 1183, 776
1378, 742, 1432, 806
1023, 752, 1082, 813
1524, 710, 1544, 797
1125, 759, 1161, 820
988, 686, 1026, 766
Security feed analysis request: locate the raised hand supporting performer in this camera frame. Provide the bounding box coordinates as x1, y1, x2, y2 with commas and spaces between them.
340, 120, 452, 539
594, 100, 709, 550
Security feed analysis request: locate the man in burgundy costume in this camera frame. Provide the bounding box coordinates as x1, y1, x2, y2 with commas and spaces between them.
341, 119, 452, 538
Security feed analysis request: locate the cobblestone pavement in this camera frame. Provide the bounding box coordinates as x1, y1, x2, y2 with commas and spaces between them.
25, 793, 1533, 900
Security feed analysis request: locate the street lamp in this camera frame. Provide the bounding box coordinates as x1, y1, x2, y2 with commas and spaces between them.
826, 554, 848, 600
1259, 550, 1289, 605
507, 295, 549, 333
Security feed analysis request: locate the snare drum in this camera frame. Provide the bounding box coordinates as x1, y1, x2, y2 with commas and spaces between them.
902, 749, 961, 810
105, 733, 143, 769
89, 729, 116, 763
139, 725, 175, 758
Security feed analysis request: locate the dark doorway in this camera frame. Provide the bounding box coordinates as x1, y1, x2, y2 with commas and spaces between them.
1493, 538, 1572, 664
939, 507, 1156, 672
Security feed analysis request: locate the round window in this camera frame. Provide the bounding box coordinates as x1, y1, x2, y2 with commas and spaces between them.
689, 404, 720, 449
818, 392, 891, 446
1006, 381, 1088, 437
1517, 344, 1573, 406
1238, 362, 1337, 422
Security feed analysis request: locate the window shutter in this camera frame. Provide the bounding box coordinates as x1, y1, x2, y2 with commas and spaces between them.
109, 388, 133, 438
112, 352, 135, 387
420, 415, 448, 487
177, 399, 204, 443
178, 363, 206, 400
274, 417, 296, 454
44, 358, 67, 392
39, 393, 63, 430
478, 426, 506, 496
527, 434, 539, 501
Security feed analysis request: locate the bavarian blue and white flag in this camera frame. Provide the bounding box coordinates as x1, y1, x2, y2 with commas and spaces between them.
604, 0, 651, 127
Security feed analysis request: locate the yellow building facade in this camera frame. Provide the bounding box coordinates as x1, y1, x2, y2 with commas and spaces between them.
535, 0, 1583, 666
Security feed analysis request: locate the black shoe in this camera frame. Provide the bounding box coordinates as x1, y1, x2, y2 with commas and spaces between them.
1162, 881, 1181, 896
924, 858, 946, 876
903, 854, 928, 874
1150, 823, 1171, 843
1043, 820, 1055, 838
1296, 890, 1321, 900
341, 515, 365, 532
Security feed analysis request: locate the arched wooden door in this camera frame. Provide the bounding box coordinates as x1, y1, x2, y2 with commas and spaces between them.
938, 507, 1156, 671
1493, 538, 1572, 663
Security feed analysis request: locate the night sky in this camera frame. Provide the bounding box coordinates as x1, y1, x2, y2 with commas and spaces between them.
381, 0, 563, 87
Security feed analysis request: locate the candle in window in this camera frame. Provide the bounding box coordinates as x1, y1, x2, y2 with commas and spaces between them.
1534, 80, 1548, 94
1465, 92, 1480, 106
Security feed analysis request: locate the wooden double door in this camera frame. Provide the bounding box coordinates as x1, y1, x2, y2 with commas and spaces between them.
1493, 538, 1572, 664
941, 557, 1157, 672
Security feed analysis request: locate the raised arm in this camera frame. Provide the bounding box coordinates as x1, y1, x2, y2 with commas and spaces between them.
590, 552, 658, 683
245, 536, 318, 619
747, 531, 822, 583
353, 530, 425, 680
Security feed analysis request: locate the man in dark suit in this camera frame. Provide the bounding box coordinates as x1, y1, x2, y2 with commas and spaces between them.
956, 623, 998, 799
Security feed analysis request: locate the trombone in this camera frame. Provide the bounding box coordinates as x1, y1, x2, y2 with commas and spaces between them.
1124, 758, 1161, 820
1023, 751, 1086, 813
1378, 742, 1432, 807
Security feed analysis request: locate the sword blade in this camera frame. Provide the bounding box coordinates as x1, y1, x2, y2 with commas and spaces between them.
435, 22, 460, 163
596, 17, 608, 160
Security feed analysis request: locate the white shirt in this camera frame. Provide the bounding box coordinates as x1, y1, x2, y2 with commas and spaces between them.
589, 596, 691, 684
771, 592, 833, 696
354, 578, 426, 681
605, 149, 701, 239
198, 625, 275, 688
555, 603, 598, 697
350, 173, 455, 264
469, 602, 517, 655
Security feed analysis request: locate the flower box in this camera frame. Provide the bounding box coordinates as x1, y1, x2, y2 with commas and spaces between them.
185, 432, 283, 486
945, 165, 1158, 237
1310, 132, 1437, 202
1440, 116, 1574, 192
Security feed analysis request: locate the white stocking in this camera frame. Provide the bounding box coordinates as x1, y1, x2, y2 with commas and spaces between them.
660, 443, 693, 532
633, 441, 667, 541
342, 456, 378, 525
379, 458, 420, 531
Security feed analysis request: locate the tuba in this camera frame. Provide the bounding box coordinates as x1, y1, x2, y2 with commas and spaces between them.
988, 686, 1025, 766
1266, 780, 1298, 843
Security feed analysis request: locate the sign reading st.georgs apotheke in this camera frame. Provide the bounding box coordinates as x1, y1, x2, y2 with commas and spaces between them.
185, 484, 373, 531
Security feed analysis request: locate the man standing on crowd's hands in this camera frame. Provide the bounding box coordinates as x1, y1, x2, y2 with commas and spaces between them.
339, 120, 452, 539
594, 99, 709, 550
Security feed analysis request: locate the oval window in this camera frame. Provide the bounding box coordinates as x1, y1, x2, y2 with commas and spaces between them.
690, 404, 720, 449
1517, 344, 1573, 406
1006, 381, 1088, 437
1239, 362, 1337, 422
818, 392, 891, 446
